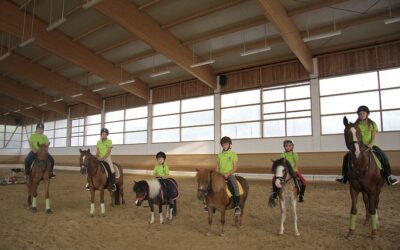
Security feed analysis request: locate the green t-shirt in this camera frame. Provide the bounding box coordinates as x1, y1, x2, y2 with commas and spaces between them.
358, 120, 378, 145
153, 164, 169, 177
29, 133, 49, 151
280, 151, 299, 172
96, 139, 112, 158
217, 150, 238, 174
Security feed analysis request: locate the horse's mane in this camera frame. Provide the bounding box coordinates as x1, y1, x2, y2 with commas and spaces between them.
210, 170, 225, 192
272, 158, 296, 179
146, 179, 161, 199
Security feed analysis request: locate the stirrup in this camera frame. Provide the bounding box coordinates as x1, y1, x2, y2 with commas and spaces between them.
50, 172, 56, 179
203, 205, 208, 213
85, 184, 90, 191
111, 184, 117, 192
336, 176, 346, 184
234, 206, 241, 215
298, 195, 304, 203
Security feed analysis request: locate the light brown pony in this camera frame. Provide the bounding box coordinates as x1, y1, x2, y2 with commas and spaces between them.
79, 149, 125, 217
196, 168, 249, 236
269, 158, 300, 236
26, 144, 52, 213
343, 116, 384, 238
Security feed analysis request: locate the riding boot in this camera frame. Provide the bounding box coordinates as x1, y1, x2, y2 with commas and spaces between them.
299, 183, 306, 203
49, 154, 56, 179
373, 146, 399, 186
336, 153, 350, 184
110, 173, 117, 192
233, 195, 241, 215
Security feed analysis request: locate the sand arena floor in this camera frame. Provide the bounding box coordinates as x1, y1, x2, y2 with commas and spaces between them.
0, 169, 399, 250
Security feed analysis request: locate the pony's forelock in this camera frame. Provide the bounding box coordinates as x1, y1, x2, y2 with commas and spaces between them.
146, 179, 161, 199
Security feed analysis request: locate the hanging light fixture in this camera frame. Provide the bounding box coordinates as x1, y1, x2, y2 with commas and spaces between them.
190, 40, 216, 68
46, 0, 67, 31
82, 0, 103, 9
0, 33, 12, 61
240, 23, 271, 57
303, 10, 342, 42
384, 3, 400, 24
53, 97, 64, 102
117, 66, 135, 86
19, 0, 36, 47
149, 55, 171, 78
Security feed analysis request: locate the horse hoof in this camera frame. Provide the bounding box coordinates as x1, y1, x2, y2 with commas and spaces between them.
90, 214, 94, 218
295, 233, 300, 237
46, 209, 53, 214
220, 233, 225, 237
371, 230, 378, 239
205, 232, 211, 236
122, 201, 126, 205
279, 232, 284, 236
345, 230, 354, 239
31, 207, 37, 213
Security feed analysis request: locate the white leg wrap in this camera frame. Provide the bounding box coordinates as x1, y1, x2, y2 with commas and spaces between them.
32, 197, 37, 208
159, 212, 164, 224
169, 208, 173, 220
101, 203, 105, 214
150, 212, 154, 224
90, 203, 95, 214
45, 199, 51, 210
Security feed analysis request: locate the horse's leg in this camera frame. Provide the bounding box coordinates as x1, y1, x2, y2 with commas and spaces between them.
346, 187, 359, 238
362, 192, 369, 225
149, 200, 154, 224
279, 199, 286, 235
109, 189, 115, 207
44, 178, 52, 214
26, 177, 32, 207
30, 178, 39, 212
368, 189, 378, 239
159, 203, 164, 224
90, 188, 95, 217
100, 187, 105, 217
292, 198, 300, 236
220, 208, 226, 237
206, 206, 213, 236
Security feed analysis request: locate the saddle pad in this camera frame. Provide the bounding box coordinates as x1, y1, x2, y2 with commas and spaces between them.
371, 151, 382, 170
225, 180, 244, 198
159, 178, 179, 201
100, 162, 109, 178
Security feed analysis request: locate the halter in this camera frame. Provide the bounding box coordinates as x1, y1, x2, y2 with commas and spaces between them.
135, 190, 148, 202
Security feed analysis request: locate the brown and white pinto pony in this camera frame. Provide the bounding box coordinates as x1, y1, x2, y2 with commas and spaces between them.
196, 168, 249, 236
79, 149, 125, 217
270, 158, 300, 236
343, 116, 384, 238
26, 144, 52, 213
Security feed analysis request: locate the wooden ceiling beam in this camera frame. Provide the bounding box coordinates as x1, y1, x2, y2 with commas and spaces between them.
94, 0, 216, 89
256, 0, 313, 73
138, 0, 163, 11
0, 75, 68, 116
0, 1, 149, 101
0, 53, 102, 110
0, 95, 42, 120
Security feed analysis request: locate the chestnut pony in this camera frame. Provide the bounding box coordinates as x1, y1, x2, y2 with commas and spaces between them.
26, 143, 53, 213
79, 149, 125, 217
196, 168, 249, 236
343, 116, 384, 238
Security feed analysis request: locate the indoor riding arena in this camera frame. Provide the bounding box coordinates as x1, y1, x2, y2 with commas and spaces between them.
0, 0, 399, 249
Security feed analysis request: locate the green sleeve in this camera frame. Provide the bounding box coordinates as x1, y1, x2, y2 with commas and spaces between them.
233, 152, 238, 162
107, 140, 113, 148
165, 164, 170, 176
43, 135, 49, 144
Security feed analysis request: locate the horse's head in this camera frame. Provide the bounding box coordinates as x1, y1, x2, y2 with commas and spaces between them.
196, 168, 211, 200
133, 180, 148, 206
272, 158, 294, 189
36, 144, 49, 161
79, 149, 92, 174
343, 116, 365, 159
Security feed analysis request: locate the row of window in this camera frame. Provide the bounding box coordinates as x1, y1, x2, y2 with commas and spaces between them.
1, 67, 399, 148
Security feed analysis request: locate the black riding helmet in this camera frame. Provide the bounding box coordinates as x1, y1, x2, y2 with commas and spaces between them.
220, 136, 232, 145
156, 151, 166, 159
357, 105, 370, 114
100, 128, 109, 135
283, 139, 294, 147
36, 123, 44, 129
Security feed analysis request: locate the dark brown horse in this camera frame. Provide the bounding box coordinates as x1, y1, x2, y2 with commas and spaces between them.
196, 169, 249, 236
269, 158, 300, 236
26, 144, 52, 213
79, 149, 125, 217
343, 116, 384, 238
133, 178, 179, 224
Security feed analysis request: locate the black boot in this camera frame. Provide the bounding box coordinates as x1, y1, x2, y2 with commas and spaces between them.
336, 153, 350, 184
233, 196, 241, 215
110, 173, 117, 192
299, 183, 306, 203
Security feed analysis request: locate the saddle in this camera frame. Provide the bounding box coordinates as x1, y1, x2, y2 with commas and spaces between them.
225, 178, 244, 197
157, 178, 179, 202
99, 161, 120, 180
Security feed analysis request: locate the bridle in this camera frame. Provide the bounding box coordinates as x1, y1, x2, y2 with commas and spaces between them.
197, 171, 211, 197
